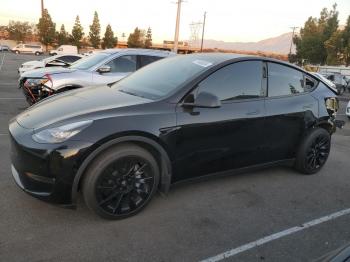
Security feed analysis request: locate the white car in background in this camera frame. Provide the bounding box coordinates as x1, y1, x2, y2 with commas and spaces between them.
49, 45, 78, 55
12, 44, 43, 55
346, 101, 350, 120
18, 54, 84, 75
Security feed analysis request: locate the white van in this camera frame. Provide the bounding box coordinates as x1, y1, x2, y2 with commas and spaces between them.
12, 44, 43, 55
49, 45, 78, 55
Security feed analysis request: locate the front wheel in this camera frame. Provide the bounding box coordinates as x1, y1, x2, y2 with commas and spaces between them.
35, 52, 40, 56
295, 128, 331, 174
15, 50, 20, 54
82, 144, 160, 219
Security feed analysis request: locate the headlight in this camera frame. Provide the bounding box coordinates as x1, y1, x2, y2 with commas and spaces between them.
21, 65, 34, 69
24, 78, 49, 87
32, 120, 93, 143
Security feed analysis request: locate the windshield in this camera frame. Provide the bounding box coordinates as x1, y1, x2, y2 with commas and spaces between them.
41, 56, 55, 63
112, 55, 215, 100
70, 52, 109, 70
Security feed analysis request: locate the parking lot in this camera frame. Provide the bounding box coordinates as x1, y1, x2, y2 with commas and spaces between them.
1, 52, 350, 261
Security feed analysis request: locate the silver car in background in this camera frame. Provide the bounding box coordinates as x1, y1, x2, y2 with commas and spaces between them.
19, 48, 175, 105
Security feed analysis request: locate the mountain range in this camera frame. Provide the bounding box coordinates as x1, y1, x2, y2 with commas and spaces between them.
200, 32, 295, 54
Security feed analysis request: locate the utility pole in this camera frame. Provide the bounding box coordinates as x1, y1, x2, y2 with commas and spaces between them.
41, 0, 44, 17
200, 11, 207, 52
289, 26, 298, 55
173, 0, 183, 53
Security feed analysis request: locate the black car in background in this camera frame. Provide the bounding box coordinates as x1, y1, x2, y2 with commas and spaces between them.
0, 45, 10, 51
9, 54, 339, 219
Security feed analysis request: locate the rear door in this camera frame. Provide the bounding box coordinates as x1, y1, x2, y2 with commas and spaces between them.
174, 60, 266, 182
263, 62, 318, 162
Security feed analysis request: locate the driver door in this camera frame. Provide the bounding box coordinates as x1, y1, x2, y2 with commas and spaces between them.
173, 61, 266, 182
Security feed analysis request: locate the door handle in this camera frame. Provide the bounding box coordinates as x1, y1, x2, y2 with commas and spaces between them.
246, 110, 260, 116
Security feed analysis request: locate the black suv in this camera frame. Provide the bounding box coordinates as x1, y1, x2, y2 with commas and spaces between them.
9, 54, 339, 219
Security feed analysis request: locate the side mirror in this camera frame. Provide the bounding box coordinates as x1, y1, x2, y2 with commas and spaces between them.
183, 92, 221, 108
97, 65, 111, 74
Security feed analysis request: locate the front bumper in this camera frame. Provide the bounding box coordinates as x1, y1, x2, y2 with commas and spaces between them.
9, 120, 94, 206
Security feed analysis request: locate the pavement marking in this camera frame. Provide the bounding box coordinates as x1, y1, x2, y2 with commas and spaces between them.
0, 82, 17, 85
200, 208, 350, 262
0, 98, 24, 100
0, 53, 5, 71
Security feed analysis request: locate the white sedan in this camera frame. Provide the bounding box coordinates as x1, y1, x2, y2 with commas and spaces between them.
18, 54, 83, 75
346, 101, 350, 119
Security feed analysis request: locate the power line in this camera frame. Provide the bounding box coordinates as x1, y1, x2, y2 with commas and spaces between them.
200, 12, 207, 52
289, 26, 299, 55
41, 0, 44, 17
173, 0, 184, 53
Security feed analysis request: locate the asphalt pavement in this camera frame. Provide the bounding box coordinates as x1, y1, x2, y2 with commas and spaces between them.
0, 52, 350, 262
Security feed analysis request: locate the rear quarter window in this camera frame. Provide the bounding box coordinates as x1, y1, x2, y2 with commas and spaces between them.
268, 63, 310, 97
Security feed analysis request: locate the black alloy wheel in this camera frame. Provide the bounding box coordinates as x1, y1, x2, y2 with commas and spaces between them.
305, 134, 330, 170
83, 144, 159, 219
295, 128, 331, 174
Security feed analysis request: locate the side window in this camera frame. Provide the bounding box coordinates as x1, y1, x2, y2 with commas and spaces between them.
59, 55, 81, 63
139, 55, 163, 68
106, 55, 137, 73
196, 61, 263, 101
305, 75, 317, 91
268, 63, 305, 97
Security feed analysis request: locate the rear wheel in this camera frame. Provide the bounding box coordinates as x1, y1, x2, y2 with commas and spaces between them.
83, 144, 160, 219
35, 51, 40, 56
295, 128, 331, 174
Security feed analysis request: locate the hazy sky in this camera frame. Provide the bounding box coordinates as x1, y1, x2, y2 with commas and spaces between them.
0, 0, 349, 43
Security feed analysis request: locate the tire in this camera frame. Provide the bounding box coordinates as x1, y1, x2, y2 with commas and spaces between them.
82, 143, 160, 219
15, 50, 19, 54
35, 52, 40, 56
295, 128, 331, 174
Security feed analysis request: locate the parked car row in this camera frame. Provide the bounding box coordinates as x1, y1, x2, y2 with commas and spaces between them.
18, 48, 175, 104
18, 54, 84, 75
10, 50, 341, 219
318, 72, 350, 95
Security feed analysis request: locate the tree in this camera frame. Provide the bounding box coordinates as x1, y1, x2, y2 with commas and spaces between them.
342, 15, 350, 66
71, 16, 84, 50
127, 27, 145, 48
102, 24, 117, 49
144, 27, 152, 48
37, 9, 56, 51
7, 20, 32, 42
325, 30, 343, 65
57, 24, 69, 45
293, 4, 339, 65
89, 11, 101, 48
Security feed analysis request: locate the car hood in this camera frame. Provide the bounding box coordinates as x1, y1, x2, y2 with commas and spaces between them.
16, 85, 152, 129
21, 60, 44, 67
20, 67, 77, 78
